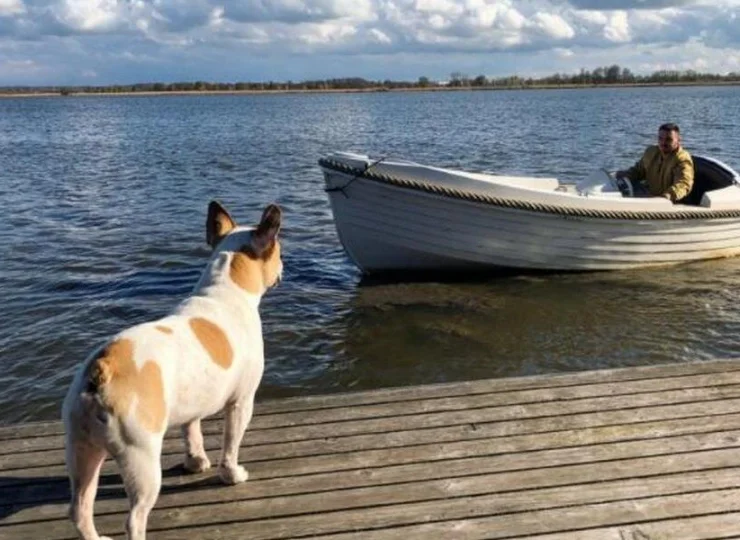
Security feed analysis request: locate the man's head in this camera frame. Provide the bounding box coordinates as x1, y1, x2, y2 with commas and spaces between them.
658, 123, 681, 155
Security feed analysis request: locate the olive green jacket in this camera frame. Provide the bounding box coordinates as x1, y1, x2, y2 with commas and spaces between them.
626, 146, 694, 202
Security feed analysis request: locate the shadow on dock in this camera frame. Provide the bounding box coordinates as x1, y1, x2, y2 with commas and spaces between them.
0, 464, 217, 522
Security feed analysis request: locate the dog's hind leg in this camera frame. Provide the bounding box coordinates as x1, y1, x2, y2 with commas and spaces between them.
114, 439, 163, 540
65, 435, 111, 540
182, 418, 211, 473
218, 395, 255, 485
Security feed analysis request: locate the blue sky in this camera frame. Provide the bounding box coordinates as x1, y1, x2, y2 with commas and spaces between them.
0, 0, 739, 85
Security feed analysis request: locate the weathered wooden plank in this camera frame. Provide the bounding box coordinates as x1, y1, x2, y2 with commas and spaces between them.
3, 359, 739, 442
524, 514, 740, 540
306, 513, 740, 540
238, 489, 740, 540
8, 382, 740, 472
4, 439, 740, 528
6, 381, 740, 470
8, 368, 740, 455
69, 484, 740, 539
3, 464, 739, 539
258, 359, 740, 414
5, 397, 740, 488
138, 470, 740, 538
4, 423, 739, 514
0, 402, 740, 493
220, 368, 740, 431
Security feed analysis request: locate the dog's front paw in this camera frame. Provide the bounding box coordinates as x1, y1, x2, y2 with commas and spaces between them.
219, 464, 248, 485
183, 453, 212, 474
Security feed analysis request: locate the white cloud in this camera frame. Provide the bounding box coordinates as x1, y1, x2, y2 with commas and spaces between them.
532, 12, 575, 40
604, 10, 630, 42
499, 7, 525, 29
369, 27, 391, 43
428, 14, 445, 29
553, 47, 574, 57
635, 39, 740, 73
147, 0, 215, 32
568, 0, 693, 8
693, 0, 740, 5
572, 10, 607, 25
111, 50, 158, 63
414, 0, 460, 15
297, 20, 357, 45
52, 0, 122, 32
222, 0, 374, 24
0, 0, 24, 16
470, 4, 498, 27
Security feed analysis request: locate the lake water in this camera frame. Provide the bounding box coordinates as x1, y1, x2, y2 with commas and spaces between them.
1, 86, 740, 425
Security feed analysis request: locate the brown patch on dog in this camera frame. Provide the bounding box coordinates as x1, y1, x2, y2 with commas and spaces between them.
230, 238, 282, 293
136, 361, 166, 433
155, 326, 173, 334
230, 252, 262, 294
89, 339, 134, 389
189, 317, 233, 369
88, 339, 166, 433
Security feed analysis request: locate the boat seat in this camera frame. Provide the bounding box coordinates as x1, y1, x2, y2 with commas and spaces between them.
683, 155, 736, 206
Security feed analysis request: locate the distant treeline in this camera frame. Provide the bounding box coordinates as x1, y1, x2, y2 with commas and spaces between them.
2, 65, 740, 95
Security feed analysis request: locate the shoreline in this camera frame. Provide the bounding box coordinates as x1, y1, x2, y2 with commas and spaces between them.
1, 80, 739, 98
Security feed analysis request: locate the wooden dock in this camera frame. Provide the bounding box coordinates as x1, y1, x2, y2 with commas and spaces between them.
3, 360, 740, 539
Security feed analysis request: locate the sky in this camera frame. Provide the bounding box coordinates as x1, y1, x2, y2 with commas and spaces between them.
0, 0, 739, 86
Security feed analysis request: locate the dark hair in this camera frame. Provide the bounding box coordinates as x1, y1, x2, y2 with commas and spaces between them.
659, 123, 680, 134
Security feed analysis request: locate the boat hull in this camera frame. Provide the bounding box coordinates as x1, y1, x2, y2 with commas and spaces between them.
324, 167, 740, 273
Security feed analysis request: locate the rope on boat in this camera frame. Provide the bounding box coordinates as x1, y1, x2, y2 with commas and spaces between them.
319, 157, 740, 221
324, 156, 389, 198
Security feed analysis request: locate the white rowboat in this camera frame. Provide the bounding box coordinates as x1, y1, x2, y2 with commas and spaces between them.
319, 151, 740, 273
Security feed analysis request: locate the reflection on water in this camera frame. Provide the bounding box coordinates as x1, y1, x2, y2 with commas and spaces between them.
1, 87, 740, 424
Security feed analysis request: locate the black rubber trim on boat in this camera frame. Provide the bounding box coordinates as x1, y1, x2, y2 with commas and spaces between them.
319, 157, 740, 221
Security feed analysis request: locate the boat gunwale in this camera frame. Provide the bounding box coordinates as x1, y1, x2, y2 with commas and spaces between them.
319, 157, 740, 221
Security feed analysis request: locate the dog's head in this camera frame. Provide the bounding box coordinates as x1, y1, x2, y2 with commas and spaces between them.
205, 201, 283, 294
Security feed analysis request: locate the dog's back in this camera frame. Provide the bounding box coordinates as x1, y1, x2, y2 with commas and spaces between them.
65, 304, 265, 433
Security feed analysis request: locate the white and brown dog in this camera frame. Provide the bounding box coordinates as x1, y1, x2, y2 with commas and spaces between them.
62, 201, 283, 540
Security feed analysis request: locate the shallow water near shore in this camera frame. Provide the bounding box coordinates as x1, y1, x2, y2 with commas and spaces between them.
1, 86, 740, 425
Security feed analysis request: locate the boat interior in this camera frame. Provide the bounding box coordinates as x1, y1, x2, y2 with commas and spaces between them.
573, 155, 739, 206
683, 155, 738, 205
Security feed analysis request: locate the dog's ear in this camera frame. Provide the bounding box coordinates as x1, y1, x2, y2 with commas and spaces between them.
250, 204, 282, 258
206, 200, 237, 248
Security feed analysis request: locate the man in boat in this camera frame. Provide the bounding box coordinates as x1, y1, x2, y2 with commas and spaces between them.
615, 123, 694, 203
